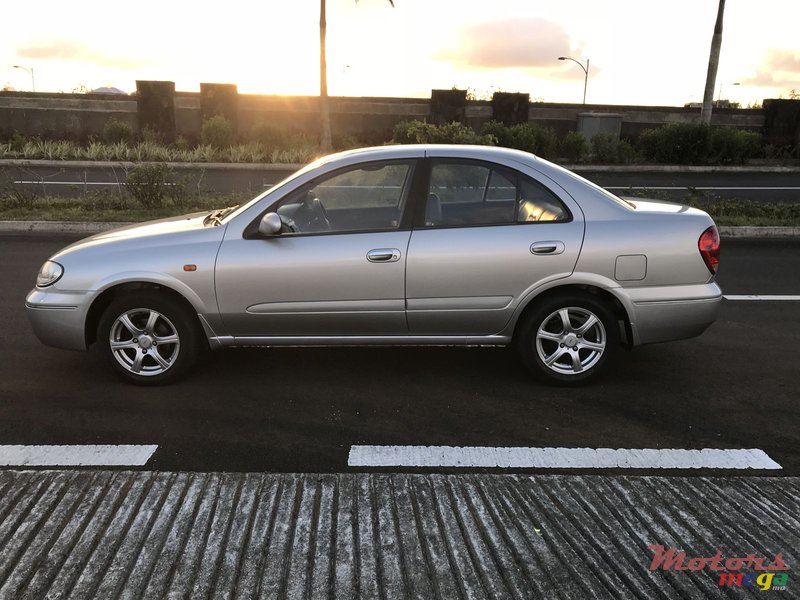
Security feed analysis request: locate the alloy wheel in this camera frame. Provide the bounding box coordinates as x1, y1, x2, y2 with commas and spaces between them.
109, 308, 181, 376
535, 306, 607, 375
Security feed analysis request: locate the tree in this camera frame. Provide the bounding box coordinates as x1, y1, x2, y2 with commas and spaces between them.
319, 0, 394, 152
700, 0, 726, 125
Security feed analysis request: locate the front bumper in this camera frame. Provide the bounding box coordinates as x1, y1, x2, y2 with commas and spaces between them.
26, 288, 95, 351
626, 282, 722, 346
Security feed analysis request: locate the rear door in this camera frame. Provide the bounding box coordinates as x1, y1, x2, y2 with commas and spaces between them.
405, 158, 584, 335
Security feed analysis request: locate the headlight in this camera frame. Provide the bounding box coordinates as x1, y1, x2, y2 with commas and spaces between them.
36, 261, 64, 287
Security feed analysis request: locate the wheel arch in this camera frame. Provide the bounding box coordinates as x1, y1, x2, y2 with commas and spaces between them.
85, 280, 206, 348
510, 279, 634, 347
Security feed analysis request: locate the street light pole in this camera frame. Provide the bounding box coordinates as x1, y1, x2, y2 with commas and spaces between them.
558, 56, 589, 104
12, 65, 35, 92
717, 81, 740, 102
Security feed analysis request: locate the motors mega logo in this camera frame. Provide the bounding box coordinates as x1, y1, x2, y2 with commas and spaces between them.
648, 545, 790, 591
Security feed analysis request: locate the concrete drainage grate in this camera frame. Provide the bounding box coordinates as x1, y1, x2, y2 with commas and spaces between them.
0, 471, 796, 599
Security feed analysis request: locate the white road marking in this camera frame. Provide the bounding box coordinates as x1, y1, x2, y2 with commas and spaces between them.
0, 445, 158, 466
348, 446, 782, 470
724, 295, 800, 301
606, 186, 800, 191
14, 180, 118, 186
13, 181, 174, 186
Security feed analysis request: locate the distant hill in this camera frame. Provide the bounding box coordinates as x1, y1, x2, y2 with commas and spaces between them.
91, 86, 128, 95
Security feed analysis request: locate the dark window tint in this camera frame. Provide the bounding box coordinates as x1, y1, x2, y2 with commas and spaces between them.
274, 161, 414, 234
517, 178, 569, 222
425, 161, 569, 226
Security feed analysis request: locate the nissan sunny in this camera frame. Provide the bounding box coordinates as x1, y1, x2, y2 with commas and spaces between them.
26, 145, 722, 385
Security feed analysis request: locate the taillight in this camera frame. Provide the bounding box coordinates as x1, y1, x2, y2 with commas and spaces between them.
698, 226, 720, 274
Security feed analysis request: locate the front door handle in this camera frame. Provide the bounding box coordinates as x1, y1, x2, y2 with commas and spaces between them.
530, 241, 565, 255
367, 248, 401, 263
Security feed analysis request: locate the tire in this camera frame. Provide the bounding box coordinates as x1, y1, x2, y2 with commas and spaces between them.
516, 292, 619, 385
97, 291, 201, 385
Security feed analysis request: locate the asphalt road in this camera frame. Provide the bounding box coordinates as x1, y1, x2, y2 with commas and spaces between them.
0, 233, 798, 475
4, 162, 800, 202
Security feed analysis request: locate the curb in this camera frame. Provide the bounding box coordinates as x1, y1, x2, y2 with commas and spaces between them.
568, 164, 800, 173
0, 220, 134, 233
0, 159, 304, 171
719, 225, 800, 238
0, 220, 798, 238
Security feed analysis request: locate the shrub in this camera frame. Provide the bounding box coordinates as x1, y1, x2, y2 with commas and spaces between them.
616, 139, 638, 164
637, 123, 710, 164
511, 123, 558, 158
102, 118, 134, 144
590, 133, 619, 163
588, 133, 639, 164
479, 121, 513, 146
173, 136, 191, 152
124, 163, 173, 209
392, 120, 494, 145
332, 134, 362, 151
9, 132, 29, 152
201, 116, 234, 149
248, 122, 289, 147
478, 121, 558, 157
392, 120, 435, 144
140, 126, 165, 145
708, 127, 761, 164
637, 123, 763, 164
0, 169, 38, 209
561, 132, 588, 162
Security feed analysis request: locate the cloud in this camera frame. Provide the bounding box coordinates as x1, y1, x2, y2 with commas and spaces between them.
17, 39, 152, 69
742, 49, 800, 89
437, 18, 580, 73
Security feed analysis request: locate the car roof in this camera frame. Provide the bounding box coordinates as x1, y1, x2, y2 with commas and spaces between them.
314, 144, 541, 167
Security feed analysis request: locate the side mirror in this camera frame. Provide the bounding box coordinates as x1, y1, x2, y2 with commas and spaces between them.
258, 212, 283, 236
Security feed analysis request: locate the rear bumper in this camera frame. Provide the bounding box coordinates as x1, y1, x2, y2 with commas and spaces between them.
26, 288, 94, 351
627, 282, 722, 346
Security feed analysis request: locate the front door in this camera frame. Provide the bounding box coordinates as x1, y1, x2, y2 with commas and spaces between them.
215, 159, 417, 337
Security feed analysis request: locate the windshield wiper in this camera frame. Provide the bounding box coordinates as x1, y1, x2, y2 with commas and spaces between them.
203, 205, 239, 227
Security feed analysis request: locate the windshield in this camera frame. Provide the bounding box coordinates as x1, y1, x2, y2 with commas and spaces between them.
219, 158, 328, 224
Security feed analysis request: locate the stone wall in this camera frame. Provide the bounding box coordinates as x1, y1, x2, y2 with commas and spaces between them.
1, 85, 792, 146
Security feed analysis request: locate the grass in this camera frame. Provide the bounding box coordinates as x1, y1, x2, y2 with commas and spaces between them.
0, 139, 319, 164
1, 191, 798, 226
0, 193, 246, 222
622, 188, 800, 227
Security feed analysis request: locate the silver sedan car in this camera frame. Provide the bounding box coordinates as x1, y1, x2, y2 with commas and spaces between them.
27, 145, 722, 385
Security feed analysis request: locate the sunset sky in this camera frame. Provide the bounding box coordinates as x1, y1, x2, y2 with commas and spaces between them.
1, 0, 798, 107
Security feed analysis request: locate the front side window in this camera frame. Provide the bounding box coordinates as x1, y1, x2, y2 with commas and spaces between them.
273, 160, 415, 234
425, 161, 569, 227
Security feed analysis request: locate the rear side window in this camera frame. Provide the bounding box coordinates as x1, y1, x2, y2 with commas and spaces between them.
424, 161, 570, 227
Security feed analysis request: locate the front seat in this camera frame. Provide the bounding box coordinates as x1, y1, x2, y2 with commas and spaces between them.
425, 193, 442, 226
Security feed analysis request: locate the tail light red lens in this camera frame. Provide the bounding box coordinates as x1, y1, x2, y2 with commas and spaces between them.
698, 226, 720, 274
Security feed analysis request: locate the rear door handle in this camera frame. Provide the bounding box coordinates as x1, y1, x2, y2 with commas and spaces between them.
367, 248, 401, 263
530, 241, 565, 255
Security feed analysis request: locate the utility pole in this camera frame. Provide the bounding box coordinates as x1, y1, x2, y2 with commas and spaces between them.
700, 0, 726, 124
319, 0, 332, 153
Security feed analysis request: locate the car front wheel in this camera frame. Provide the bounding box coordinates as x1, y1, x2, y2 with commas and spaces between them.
97, 291, 200, 385
517, 293, 619, 384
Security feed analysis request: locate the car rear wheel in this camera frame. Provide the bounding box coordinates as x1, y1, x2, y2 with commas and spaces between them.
97, 291, 200, 385
516, 292, 619, 384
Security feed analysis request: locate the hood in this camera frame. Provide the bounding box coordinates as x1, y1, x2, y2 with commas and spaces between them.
55, 211, 216, 256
